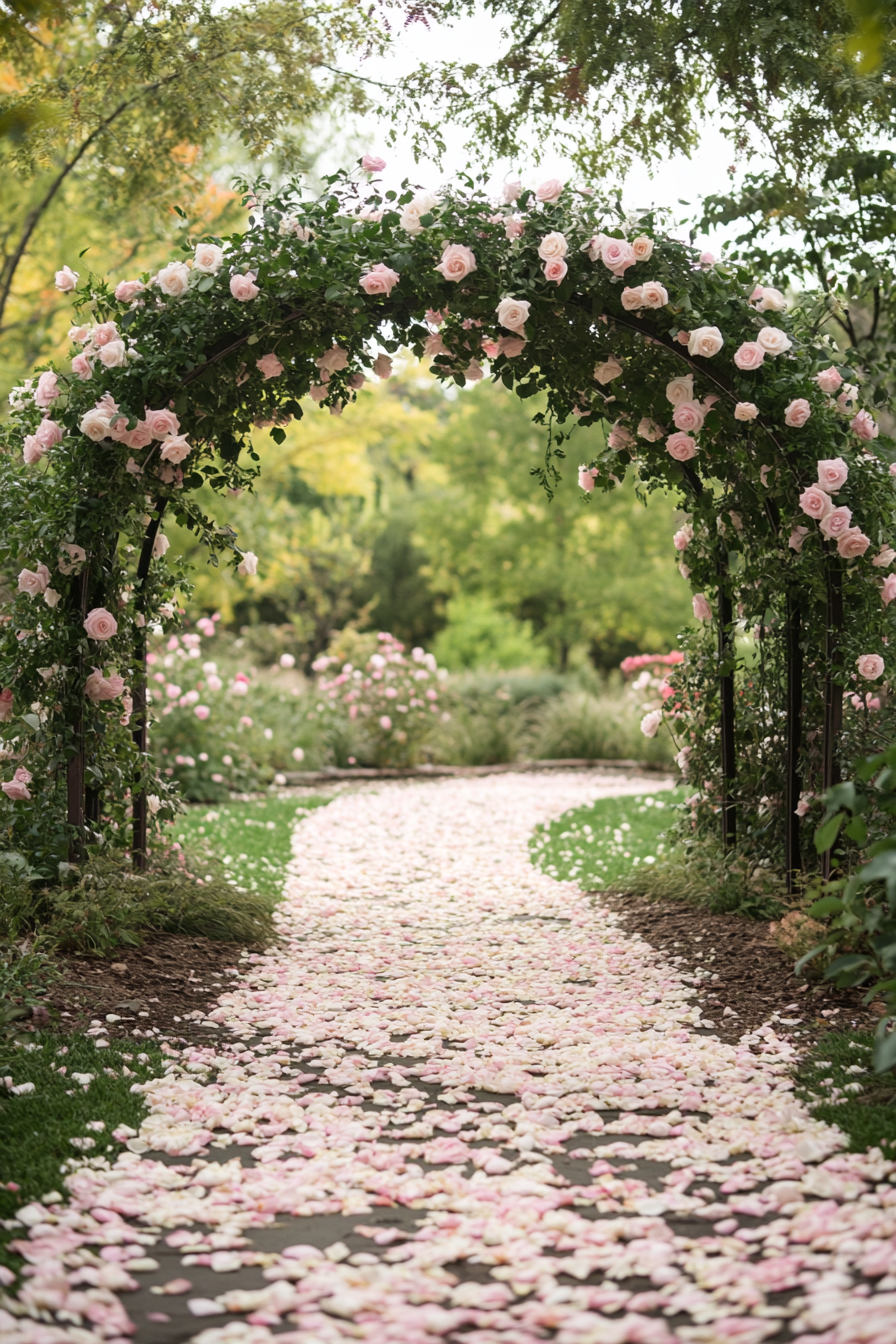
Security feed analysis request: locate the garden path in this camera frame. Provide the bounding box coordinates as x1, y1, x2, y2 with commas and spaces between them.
4, 773, 896, 1344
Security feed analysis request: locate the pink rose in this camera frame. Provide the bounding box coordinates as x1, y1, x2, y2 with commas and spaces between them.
542, 257, 568, 284
873, 546, 896, 567
693, 593, 712, 622
144, 408, 180, 439
121, 421, 153, 450
640, 710, 663, 738
733, 341, 765, 371
673, 523, 693, 551
502, 179, 521, 203
637, 417, 663, 441
83, 607, 118, 641
632, 235, 654, 261
688, 326, 724, 358
851, 409, 879, 441
601, 238, 636, 276
815, 366, 843, 393
55, 264, 78, 292
594, 358, 622, 384
798, 485, 833, 519
496, 336, 527, 358
818, 505, 852, 540
360, 262, 401, 296
93, 321, 118, 347
35, 419, 63, 449
816, 457, 848, 492
2, 777, 30, 801
34, 371, 59, 407
156, 261, 190, 297
159, 435, 192, 464
71, 352, 93, 380
193, 243, 223, 274
317, 346, 349, 374
229, 272, 259, 302
639, 281, 668, 308
85, 671, 125, 703
435, 244, 477, 282
665, 375, 694, 406
114, 279, 145, 303
17, 565, 49, 597
504, 216, 524, 240
194, 704, 211, 720
672, 400, 705, 433
838, 384, 859, 413
58, 544, 86, 575
700, 250, 716, 266
537, 231, 568, 261
881, 574, 896, 606
608, 422, 634, 449
620, 286, 644, 311
756, 326, 792, 355
784, 398, 811, 428
496, 297, 530, 334
424, 332, 447, 359
856, 654, 885, 680
789, 526, 809, 553
309, 384, 328, 402
837, 527, 870, 559
535, 178, 563, 202
23, 435, 46, 465
0, 688, 13, 722
734, 402, 759, 421
256, 353, 284, 379
98, 339, 128, 368
666, 432, 698, 461
361, 154, 386, 173
378, 715, 392, 730
372, 353, 392, 378
578, 467, 596, 491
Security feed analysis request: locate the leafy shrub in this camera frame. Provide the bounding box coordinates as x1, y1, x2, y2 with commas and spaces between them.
431, 594, 548, 671
531, 689, 674, 763
621, 835, 786, 920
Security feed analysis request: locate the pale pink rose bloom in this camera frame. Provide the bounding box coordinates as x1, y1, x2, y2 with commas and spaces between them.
815, 365, 843, 393
18, 565, 49, 597
749, 284, 764, 301
360, 262, 401, 295
496, 336, 526, 358
851, 409, 879, 441
665, 375, 694, 406
601, 238, 637, 276
882, 574, 896, 606
673, 522, 693, 551
578, 467, 596, 491
759, 464, 772, 487
857, 654, 885, 680
34, 371, 60, 407
816, 457, 848, 492
640, 709, 663, 737
639, 281, 668, 308
229, 272, 259, 301
631, 235, 654, 261
581, 234, 606, 262
317, 345, 349, 373
71, 352, 93, 380
504, 215, 524, 240
58, 543, 86, 574
144, 407, 180, 439
535, 178, 563, 202
92, 321, 118, 347
818, 505, 852, 539
256, 353, 284, 379
795, 796, 810, 817
122, 421, 153, 449
679, 561, 691, 579
692, 593, 712, 622
637, 417, 663, 441
159, 435, 192, 463
620, 286, 644, 311
798, 484, 833, 519
125, 457, 143, 475
784, 398, 811, 427
194, 705, 211, 720
98, 339, 128, 368
378, 715, 392, 730
35, 419, 63, 448
502, 179, 521, 203
837, 527, 871, 559
676, 329, 690, 344
873, 546, 896, 567
608, 422, 634, 449
734, 401, 759, 421
372, 353, 392, 379
348, 372, 365, 389
2, 777, 30, 801
43, 586, 60, 607
435, 244, 477, 282
425, 308, 445, 326
309, 384, 328, 402
688, 325, 724, 357
193, 243, 223, 273
756, 286, 786, 311
733, 341, 765, 371
424, 332, 447, 359
68, 323, 90, 342
699, 250, 716, 266
22, 435, 45, 465
238, 551, 258, 576
756, 325, 792, 355
666, 432, 698, 461
537, 231, 568, 261
0, 688, 13, 722
55, 264, 78, 291
114, 279, 145, 302
837, 383, 859, 413
156, 261, 191, 297
594, 358, 622, 384
496, 297, 530, 333
542, 257, 568, 284
206, 674, 223, 692
83, 607, 118, 640
672, 400, 705, 433
789, 526, 809, 552
85, 671, 124, 702
464, 359, 484, 383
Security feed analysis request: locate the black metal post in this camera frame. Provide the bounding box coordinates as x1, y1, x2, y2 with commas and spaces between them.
717, 560, 736, 849
131, 502, 166, 869
785, 595, 803, 891
822, 561, 844, 880
66, 566, 91, 862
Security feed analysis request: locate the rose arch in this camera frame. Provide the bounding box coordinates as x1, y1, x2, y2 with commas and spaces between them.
1, 166, 894, 885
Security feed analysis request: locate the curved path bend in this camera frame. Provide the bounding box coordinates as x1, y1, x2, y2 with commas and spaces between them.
3, 773, 895, 1344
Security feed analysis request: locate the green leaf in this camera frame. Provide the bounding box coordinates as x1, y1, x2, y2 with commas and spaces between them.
815, 812, 845, 854
21, 713, 41, 731
195, 274, 215, 293
808, 894, 844, 917
324, 284, 345, 301
845, 816, 868, 845
795, 943, 828, 975
872, 1022, 896, 1073
269, 427, 286, 445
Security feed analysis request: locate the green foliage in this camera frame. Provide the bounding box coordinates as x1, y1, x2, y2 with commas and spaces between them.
794, 1030, 896, 1154
530, 789, 686, 891
0, 930, 59, 1040
620, 837, 787, 922
171, 794, 330, 898
531, 688, 674, 764
432, 594, 548, 671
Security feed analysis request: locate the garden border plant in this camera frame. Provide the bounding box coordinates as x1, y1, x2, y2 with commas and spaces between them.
1, 162, 894, 889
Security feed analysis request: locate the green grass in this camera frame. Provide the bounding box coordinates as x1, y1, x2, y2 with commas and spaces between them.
794, 1030, 896, 1154
0, 1033, 164, 1269
530, 788, 686, 888
171, 793, 331, 899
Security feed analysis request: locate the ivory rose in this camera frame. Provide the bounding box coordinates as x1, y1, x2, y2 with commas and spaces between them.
666, 432, 698, 461
71, 353, 93, 380
537, 232, 568, 261
34, 371, 59, 407
672, 401, 705, 433
18, 564, 50, 597
361, 153, 386, 172
620, 287, 644, 311
687, 326, 724, 358
665, 375, 694, 406
360, 263, 401, 295
400, 190, 439, 235
817, 458, 848, 492
114, 279, 145, 302
193, 243, 224, 273
631, 235, 654, 261
238, 551, 259, 577
85, 671, 125, 702
818, 505, 852, 540
98, 339, 128, 368
152, 533, 169, 559
372, 353, 393, 379
435, 244, 477, 282
881, 574, 896, 606
640, 710, 663, 737
734, 402, 759, 420
543, 257, 568, 284
79, 407, 112, 441
757, 326, 792, 355
601, 238, 636, 276
594, 358, 622, 384
815, 366, 843, 393
0, 689, 12, 722
92, 321, 118, 347
789, 526, 809, 552
799, 485, 833, 519
535, 178, 563, 202
851, 409, 879, 441
784, 398, 812, 427
229, 272, 259, 301
639, 281, 668, 308
637, 417, 663, 441
502, 179, 521, 202
159, 435, 192, 463
693, 594, 712, 622
156, 261, 191, 298
857, 654, 885, 680
733, 342, 765, 371
55, 265, 78, 292
144, 407, 180, 439
256, 353, 284, 379
496, 297, 530, 334
838, 527, 871, 559
2, 769, 31, 801
84, 608, 118, 640
756, 286, 787, 311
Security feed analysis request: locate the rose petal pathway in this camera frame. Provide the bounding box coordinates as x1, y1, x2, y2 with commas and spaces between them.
3, 772, 896, 1344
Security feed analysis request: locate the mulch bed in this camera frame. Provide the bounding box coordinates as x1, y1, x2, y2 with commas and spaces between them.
47, 935, 249, 1044
597, 891, 885, 1044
